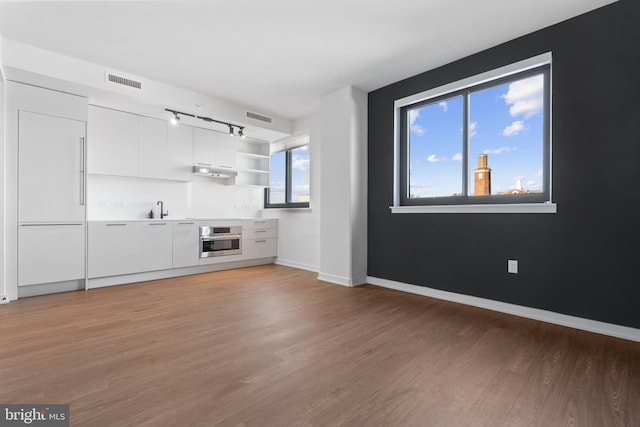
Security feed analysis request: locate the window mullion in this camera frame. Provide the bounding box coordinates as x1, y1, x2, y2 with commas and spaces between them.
285, 150, 293, 203
462, 91, 470, 197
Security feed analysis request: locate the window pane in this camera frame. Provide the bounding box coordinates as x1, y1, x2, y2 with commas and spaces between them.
290, 146, 310, 203
468, 73, 545, 196
268, 151, 286, 204
408, 95, 464, 198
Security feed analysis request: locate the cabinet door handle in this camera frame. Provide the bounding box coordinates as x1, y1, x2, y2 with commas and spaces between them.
255, 230, 267, 233
80, 137, 86, 206
196, 162, 212, 166
255, 220, 266, 224
149, 223, 167, 226
178, 222, 195, 225
105, 223, 127, 226
255, 240, 266, 243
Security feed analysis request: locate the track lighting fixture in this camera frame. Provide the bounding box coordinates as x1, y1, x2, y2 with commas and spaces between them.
169, 112, 180, 126
165, 108, 247, 138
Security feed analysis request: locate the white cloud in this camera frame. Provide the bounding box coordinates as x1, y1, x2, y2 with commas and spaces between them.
438, 101, 448, 112
292, 155, 309, 171
294, 184, 309, 193
502, 120, 525, 136
409, 109, 426, 136
469, 121, 477, 138
427, 154, 445, 163
502, 74, 544, 118
483, 146, 517, 155
452, 153, 463, 161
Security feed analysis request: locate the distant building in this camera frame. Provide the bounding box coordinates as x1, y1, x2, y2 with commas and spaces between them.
473, 154, 491, 196
498, 179, 541, 195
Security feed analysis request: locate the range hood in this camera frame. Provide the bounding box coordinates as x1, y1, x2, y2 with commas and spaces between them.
192, 165, 238, 179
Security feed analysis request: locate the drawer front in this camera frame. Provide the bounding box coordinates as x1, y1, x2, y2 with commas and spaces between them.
242, 238, 277, 259
243, 228, 277, 239
242, 219, 277, 230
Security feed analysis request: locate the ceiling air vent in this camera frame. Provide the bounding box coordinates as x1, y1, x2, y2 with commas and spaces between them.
246, 111, 272, 123
106, 72, 142, 90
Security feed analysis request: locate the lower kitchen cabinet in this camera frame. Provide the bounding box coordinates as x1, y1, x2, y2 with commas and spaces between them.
242, 237, 277, 259
172, 221, 199, 268
88, 222, 143, 278
143, 222, 173, 272
18, 223, 85, 286
242, 219, 278, 259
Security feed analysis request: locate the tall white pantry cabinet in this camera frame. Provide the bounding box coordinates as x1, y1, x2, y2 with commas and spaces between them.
7, 82, 88, 298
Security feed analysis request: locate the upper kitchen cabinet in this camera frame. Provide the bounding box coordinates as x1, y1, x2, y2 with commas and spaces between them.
139, 116, 169, 179
193, 127, 237, 171
88, 105, 192, 182
192, 127, 216, 167
88, 105, 139, 177
214, 133, 237, 171
168, 124, 193, 182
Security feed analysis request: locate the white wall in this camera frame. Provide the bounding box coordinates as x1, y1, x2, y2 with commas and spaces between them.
262, 114, 321, 272
88, 175, 264, 220
318, 86, 367, 286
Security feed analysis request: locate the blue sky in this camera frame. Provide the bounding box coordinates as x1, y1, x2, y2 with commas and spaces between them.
409, 73, 544, 197
269, 146, 309, 203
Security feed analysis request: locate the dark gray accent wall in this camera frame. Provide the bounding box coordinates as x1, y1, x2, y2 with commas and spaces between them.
367, 0, 640, 329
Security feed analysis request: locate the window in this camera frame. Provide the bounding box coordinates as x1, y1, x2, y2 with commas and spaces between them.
394, 53, 555, 213
265, 143, 310, 209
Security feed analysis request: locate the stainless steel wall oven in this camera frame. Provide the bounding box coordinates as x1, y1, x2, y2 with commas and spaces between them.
199, 225, 242, 258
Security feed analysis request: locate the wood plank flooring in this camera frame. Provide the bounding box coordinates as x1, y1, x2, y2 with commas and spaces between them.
1, 264, 639, 426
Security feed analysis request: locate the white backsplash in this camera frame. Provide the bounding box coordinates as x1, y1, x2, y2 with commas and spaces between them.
87, 175, 264, 220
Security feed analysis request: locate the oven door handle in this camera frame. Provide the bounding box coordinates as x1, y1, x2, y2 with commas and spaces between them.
201, 234, 242, 241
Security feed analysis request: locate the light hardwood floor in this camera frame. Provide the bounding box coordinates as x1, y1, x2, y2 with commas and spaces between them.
1, 264, 639, 426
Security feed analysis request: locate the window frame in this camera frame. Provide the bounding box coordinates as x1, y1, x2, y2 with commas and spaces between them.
392, 53, 556, 214
264, 146, 310, 209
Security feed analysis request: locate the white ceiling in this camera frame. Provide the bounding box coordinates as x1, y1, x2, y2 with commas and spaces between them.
0, 0, 618, 121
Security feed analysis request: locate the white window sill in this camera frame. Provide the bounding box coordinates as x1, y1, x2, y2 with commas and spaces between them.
390, 203, 557, 214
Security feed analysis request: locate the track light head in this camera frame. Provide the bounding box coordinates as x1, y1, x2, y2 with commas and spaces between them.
238, 128, 245, 139
228, 125, 234, 136
169, 112, 180, 126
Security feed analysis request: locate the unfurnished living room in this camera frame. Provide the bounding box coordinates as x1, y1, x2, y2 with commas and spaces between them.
1, 1, 639, 426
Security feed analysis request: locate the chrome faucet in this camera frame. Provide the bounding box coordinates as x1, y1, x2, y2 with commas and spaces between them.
156, 201, 168, 219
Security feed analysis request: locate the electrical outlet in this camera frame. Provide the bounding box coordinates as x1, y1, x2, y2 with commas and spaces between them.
508, 259, 518, 274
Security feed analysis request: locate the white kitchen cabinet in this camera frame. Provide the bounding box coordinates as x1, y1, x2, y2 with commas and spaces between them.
192, 127, 216, 167
168, 124, 193, 182
18, 111, 87, 223
243, 219, 278, 230
172, 221, 200, 268
88, 222, 143, 278
242, 238, 278, 259
139, 116, 168, 179
88, 106, 139, 177
143, 222, 173, 272
214, 133, 237, 170
18, 224, 85, 286
242, 219, 277, 260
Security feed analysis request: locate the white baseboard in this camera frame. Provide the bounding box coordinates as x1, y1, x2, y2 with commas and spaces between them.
317, 273, 355, 287
367, 276, 640, 343
276, 259, 319, 273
